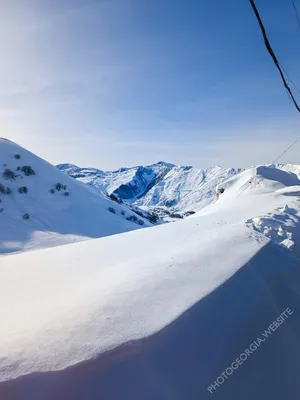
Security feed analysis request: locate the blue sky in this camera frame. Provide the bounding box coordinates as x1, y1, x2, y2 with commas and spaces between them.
1, 0, 300, 169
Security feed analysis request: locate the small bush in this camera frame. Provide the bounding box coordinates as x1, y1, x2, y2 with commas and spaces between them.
3, 169, 17, 180
55, 182, 62, 191
0, 208, 4, 213
108, 207, 116, 214
64, 191, 70, 196
138, 219, 144, 225
148, 215, 158, 224
14, 154, 21, 159
0, 185, 11, 195
18, 186, 28, 194
126, 215, 138, 222
50, 188, 55, 194
62, 185, 67, 190
133, 209, 144, 218
169, 213, 183, 219
16, 166, 21, 171
109, 193, 123, 204
21, 166, 35, 176
184, 211, 196, 217
0, 184, 6, 194
121, 210, 125, 216
23, 213, 30, 220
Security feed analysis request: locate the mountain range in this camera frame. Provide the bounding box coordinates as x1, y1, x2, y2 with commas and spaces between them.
57, 162, 243, 220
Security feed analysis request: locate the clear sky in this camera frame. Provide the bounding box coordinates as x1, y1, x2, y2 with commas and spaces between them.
1, 0, 300, 170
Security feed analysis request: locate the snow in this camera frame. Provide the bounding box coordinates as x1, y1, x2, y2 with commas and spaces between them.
57, 161, 174, 202
58, 162, 242, 217
134, 165, 242, 212
1, 159, 300, 399
0, 139, 150, 254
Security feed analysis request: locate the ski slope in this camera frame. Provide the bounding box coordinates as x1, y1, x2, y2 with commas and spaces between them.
0, 139, 149, 254
0, 163, 300, 399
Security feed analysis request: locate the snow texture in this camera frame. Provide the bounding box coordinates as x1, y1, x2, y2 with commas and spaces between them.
0, 139, 149, 254
58, 162, 242, 216
1, 152, 300, 399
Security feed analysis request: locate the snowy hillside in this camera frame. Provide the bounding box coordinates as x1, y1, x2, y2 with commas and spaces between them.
58, 162, 242, 216
0, 139, 149, 254
1, 163, 300, 399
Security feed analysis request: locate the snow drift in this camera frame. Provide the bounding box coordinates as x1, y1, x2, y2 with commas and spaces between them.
0, 162, 300, 399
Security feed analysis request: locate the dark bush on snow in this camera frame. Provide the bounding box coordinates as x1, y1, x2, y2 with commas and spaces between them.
50, 188, 55, 194
184, 211, 196, 217
126, 215, 138, 222
64, 191, 70, 196
21, 166, 35, 176
3, 169, 17, 180
121, 210, 125, 216
23, 213, 30, 220
108, 207, 116, 214
0, 208, 4, 213
148, 214, 158, 224
109, 193, 123, 204
16, 166, 21, 171
14, 154, 21, 159
169, 213, 183, 219
132, 209, 145, 218
55, 183, 62, 191
18, 186, 28, 194
0, 184, 12, 195
0, 184, 6, 194
138, 219, 144, 225
62, 185, 67, 191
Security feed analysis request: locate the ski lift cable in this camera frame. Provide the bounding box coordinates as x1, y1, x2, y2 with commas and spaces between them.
182, 2, 300, 201
291, 0, 300, 30
235, 1, 300, 197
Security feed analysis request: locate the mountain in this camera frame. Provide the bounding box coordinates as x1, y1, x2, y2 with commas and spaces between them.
134, 165, 242, 212
57, 161, 175, 200
1, 163, 300, 399
0, 139, 149, 254
57, 162, 242, 218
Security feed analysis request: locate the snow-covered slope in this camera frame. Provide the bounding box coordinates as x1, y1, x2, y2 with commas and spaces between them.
1, 164, 300, 399
58, 162, 242, 215
0, 139, 149, 254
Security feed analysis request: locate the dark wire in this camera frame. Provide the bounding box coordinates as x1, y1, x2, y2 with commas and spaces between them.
291, 0, 300, 29
249, 0, 300, 112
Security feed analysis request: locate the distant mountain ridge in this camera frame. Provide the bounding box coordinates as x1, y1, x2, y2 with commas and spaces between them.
57, 161, 243, 217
